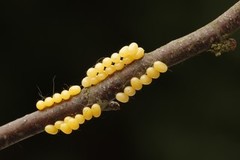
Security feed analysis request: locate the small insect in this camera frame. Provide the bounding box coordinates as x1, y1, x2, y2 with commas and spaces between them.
208, 38, 237, 56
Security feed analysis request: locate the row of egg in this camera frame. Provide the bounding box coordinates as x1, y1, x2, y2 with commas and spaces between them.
45, 103, 101, 135
81, 42, 144, 87
36, 85, 81, 110
115, 61, 168, 103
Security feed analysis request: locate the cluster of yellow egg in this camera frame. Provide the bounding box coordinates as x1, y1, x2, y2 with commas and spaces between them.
115, 61, 168, 103
36, 85, 81, 110
36, 42, 165, 135
81, 42, 145, 87
44, 103, 101, 135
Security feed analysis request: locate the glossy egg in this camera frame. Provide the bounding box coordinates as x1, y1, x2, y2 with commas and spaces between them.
45, 125, 58, 135
69, 85, 81, 96
130, 77, 143, 90
153, 61, 168, 73
75, 114, 85, 124
140, 74, 152, 85
123, 86, 136, 96
91, 103, 101, 118
60, 123, 72, 134
116, 92, 129, 103
36, 100, 45, 110
82, 107, 93, 120
53, 93, 62, 103
146, 67, 160, 79
61, 90, 71, 100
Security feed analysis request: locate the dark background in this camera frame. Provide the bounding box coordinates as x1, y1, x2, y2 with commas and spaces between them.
1, 0, 240, 160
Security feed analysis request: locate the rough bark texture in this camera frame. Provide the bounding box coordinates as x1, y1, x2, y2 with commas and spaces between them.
0, 1, 240, 151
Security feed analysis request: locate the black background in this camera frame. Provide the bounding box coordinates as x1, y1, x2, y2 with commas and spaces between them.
1, 0, 240, 160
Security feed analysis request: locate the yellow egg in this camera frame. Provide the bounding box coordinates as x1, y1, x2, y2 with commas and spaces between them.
91, 103, 101, 118
134, 47, 144, 59
140, 74, 152, 85
153, 61, 168, 73
90, 77, 99, 85
128, 42, 138, 57
122, 57, 134, 65
130, 77, 142, 90
102, 57, 112, 67
69, 85, 81, 96
95, 62, 104, 72
105, 66, 116, 75
75, 114, 85, 124
116, 92, 129, 103
111, 53, 121, 63
60, 123, 72, 134
54, 121, 64, 129
45, 125, 58, 135
67, 118, 79, 130
82, 107, 93, 120
36, 100, 45, 110
53, 93, 62, 103
81, 77, 91, 87
119, 46, 129, 58
61, 90, 71, 100
114, 62, 124, 70
87, 68, 98, 77
124, 86, 136, 96
96, 72, 107, 81
44, 97, 54, 107
64, 116, 72, 123
146, 67, 160, 79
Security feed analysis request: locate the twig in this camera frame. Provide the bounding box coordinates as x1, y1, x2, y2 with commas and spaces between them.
0, 1, 240, 151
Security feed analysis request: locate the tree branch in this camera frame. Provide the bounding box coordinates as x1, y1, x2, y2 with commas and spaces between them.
0, 1, 240, 151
